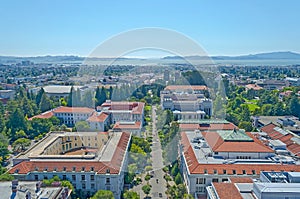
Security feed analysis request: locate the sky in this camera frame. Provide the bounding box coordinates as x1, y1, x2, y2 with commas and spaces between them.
0, 0, 300, 57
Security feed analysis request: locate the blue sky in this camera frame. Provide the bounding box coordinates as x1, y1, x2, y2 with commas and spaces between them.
0, 0, 300, 56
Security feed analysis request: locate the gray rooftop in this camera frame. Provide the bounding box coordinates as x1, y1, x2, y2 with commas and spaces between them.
254, 182, 300, 193
0, 181, 67, 199
43, 85, 83, 94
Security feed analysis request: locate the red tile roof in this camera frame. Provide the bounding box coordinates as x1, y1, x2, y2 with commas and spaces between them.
53, 106, 94, 113
113, 121, 142, 130
87, 112, 109, 122
245, 84, 263, 91
201, 131, 274, 153
100, 101, 144, 114
165, 85, 208, 91
9, 132, 131, 175
28, 110, 54, 120
179, 123, 237, 131
180, 132, 300, 175
212, 182, 243, 199
261, 123, 300, 157
229, 177, 253, 183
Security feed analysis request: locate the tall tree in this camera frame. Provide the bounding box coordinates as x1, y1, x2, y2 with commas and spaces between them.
82, 90, 94, 107
36, 88, 45, 106
39, 93, 52, 112
289, 95, 300, 117
7, 108, 27, 140
67, 86, 74, 107
95, 87, 107, 106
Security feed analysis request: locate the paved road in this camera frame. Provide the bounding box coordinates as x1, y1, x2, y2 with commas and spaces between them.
149, 106, 167, 198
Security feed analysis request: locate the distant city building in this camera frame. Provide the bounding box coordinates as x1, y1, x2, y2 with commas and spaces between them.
0, 89, 15, 99
9, 131, 131, 199
256, 80, 287, 91
160, 85, 212, 119
245, 84, 263, 91
43, 85, 84, 99
163, 70, 170, 81
286, 77, 300, 86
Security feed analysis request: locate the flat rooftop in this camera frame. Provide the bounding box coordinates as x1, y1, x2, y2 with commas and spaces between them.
0, 181, 68, 199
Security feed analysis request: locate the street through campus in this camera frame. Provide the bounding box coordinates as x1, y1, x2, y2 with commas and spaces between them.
149, 106, 167, 198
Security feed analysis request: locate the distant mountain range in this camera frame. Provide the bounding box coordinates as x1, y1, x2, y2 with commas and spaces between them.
1, 51, 300, 64
163, 51, 300, 60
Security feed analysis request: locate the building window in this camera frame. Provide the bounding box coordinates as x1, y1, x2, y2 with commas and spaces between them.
34, 175, 38, 180
222, 178, 228, 182
212, 178, 218, 183
81, 175, 85, 181
91, 167, 94, 172
242, 170, 246, 175
106, 178, 110, 184
195, 186, 205, 193
91, 183, 95, 190
72, 175, 76, 181
204, 169, 208, 174
213, 169, 217, 174
72, 167, 76, 172
223, 170, 227, 174
91, 175, 95, 181
196, 178, 206, 184
63, 167, 66, 172
233, 170, 236, 175
252, 170, 256, 175
63, 175, 66, 180
82, 183, 86, 189
82, 167, 85, 172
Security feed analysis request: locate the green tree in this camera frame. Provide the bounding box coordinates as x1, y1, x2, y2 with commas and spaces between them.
95, 87, 107, 106
91, 190, 114, 199
74, 121, 90, 132
67, 86, 74, 107
123, 190, 140, 199
36, 88, 45, 106
175, 173, 183, 185
7, 108, 27, 140
261, 104, 273, 116
142, 185, 151, 196
39, 93, 52, 112
82, 90, 94, 108
289, 95, 300, 117
238, 121, 253, 132
12, 138, 31, 153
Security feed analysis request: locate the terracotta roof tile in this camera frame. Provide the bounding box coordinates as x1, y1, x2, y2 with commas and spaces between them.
53, 106, 94, 113
229, 177, 253, 183
87, 112, 109, 122
9, 132, 131, 175
28, 110, 54, 120
212, 182, 243, 199
180, 131, 300, 175
201, 131, 273, 153
113, 121, 142, 130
